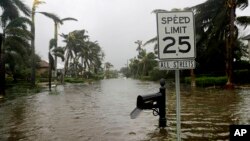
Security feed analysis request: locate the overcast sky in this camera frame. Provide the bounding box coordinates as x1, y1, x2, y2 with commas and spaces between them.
23, 0, 250, 69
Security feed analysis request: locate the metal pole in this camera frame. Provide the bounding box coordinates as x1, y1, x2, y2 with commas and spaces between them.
175, 70, 181, 141
159, 78, 166, 127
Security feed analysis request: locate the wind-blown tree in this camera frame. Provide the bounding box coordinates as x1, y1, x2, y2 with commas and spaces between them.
192, 0, 249, 88
104, 62, 113, 78
38, 12, 77, 76
48, 39, 64, 91
0, 0, 31, 95
137, 49, 157, 76
135, 40, 143, 54
79, 41, 103, 75
31, 0, 45, 86
61, 30, 89, 77
61, 30, 103, 79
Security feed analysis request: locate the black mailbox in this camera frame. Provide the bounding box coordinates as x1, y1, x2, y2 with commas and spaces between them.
136, 93, 161, 110
130, 79, 167, 128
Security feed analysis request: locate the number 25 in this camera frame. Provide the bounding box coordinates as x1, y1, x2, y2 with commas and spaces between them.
163, 36, 191, 53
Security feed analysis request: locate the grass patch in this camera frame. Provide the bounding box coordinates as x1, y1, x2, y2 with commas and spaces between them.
5, 80, 42, 100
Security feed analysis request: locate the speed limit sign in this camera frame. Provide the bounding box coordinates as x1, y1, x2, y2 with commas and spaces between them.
157, 11, 195, 59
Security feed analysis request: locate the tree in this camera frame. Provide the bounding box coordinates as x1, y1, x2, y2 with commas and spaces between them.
104, 62, 113, 78
48, 39, 64, 91
60, 30, 103, 80
0, 0, 31, 95
61, 30, 89, 78
192, 0, 248, 88
38, 12, 77, 77
30, 0, 45, 86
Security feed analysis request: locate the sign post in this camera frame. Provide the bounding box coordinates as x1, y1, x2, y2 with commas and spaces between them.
157, 11, 195, 141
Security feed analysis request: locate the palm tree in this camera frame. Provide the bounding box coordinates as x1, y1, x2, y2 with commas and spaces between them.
61, 30, 89, 80
48, 39, 64, 91
104, 62, 113, 78
38, 12, 77, 76
134, 40, 143, 54
138, 49, 157, 76
30, 0, 45, 86
0, 0, 31, 95
192, 0, 248, 88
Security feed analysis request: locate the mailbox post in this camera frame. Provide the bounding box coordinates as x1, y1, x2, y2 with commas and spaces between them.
159, 79, 166, 127
130, 79, 166, 128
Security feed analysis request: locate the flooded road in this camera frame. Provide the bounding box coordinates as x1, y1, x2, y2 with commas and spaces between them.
0, 78, 250, 141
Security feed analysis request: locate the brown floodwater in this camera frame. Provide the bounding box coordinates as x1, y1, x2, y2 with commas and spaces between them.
0, 78, 250, 141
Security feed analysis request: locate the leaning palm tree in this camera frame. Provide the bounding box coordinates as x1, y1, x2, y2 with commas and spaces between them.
0, 0, 31, 95
30, 0, 45, 86
38, 12, 77, 76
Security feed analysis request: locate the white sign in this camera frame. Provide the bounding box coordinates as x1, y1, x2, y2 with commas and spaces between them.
157, 11, 195, 59
159, 59, 195, 70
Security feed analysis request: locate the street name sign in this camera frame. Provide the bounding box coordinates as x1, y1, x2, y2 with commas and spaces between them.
157, 11, 195, 60
159, 59, 195, 70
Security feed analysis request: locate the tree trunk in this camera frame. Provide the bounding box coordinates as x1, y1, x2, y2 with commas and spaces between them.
53, 23, 58, 78
48, 53, 52, 91
225, 1, 235, 89
31, 8, 36, 87
0, 33, 5, 96
190, 69, 196, 87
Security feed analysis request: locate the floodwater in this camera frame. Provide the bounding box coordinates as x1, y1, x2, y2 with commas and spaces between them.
0, 78, 250, 141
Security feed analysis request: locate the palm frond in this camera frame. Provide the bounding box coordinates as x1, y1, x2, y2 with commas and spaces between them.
38, 12, 61, 23
53, 47, 64, 54
61, 17, 78, 23
13, 0, 31, 16
54, 53, 65, 61
151, 9, 168, 14
6, 17, 32, 29
236, 0, 248, 10
236, 16, 250, 29
49, 39, 56, 49
5, 27, 33, 40
143, 36, 157, 46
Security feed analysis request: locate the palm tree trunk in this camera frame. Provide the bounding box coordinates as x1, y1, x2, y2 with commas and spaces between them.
0, 33, 5, 96
226, 0, 236, 89
54, 23, 58, 78
48, 53, 52, 91
190, 69, 196, 87
62, 51, 70, 83
31, 8, 36, 86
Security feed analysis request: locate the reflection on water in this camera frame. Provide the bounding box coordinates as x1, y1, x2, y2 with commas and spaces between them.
0, 78, 250, 141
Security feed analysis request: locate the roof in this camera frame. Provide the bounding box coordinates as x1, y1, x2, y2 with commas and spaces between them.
242, 34, 250, 40
38, 60, 49, 68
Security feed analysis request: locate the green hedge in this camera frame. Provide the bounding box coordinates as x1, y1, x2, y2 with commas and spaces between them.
185, 76, 227, 87
234, 69, 250, 84
64, 77, 85, 83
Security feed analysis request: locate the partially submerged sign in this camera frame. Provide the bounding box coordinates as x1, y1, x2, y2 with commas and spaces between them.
157, 11, 195, 60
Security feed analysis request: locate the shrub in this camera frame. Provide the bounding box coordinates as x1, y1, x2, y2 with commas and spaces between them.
234, 69, 250, 84
149, 69, 174, 81
185, 76, 227, 87
64, 77, 85, 83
